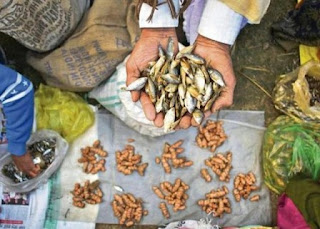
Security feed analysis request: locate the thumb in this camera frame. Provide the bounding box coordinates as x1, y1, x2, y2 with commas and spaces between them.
211, 89, 234, 112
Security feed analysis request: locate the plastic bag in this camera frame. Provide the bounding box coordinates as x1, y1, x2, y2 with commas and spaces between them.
35, 84, 95, 142
263, 115, 320, 194
0, 130, 69, 193
89, 56, 168, 137
273, 60, 320, 123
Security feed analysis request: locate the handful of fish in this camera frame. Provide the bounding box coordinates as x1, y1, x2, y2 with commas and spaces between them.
125, 37, 225, 132
2, 138, 56, 183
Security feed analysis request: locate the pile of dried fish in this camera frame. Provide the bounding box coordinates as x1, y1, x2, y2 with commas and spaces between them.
306, 75, 320, 106
2, 138, 56, 183
125, 37, 225, 132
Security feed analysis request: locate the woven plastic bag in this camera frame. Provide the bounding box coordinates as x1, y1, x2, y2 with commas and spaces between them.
35, 84, 94, 142
263, 115, 320, 194
273, 60, 320, 123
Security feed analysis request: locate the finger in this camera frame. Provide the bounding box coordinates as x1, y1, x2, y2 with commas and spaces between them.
191, 117, 200, 127
179, 115, 191, 129
126, 62, 141, 102
204, 111, 211, 118
140, 92, 156, 121
211, 89, 234, 112
154, 112, 164, 127
28, 170, 38, 178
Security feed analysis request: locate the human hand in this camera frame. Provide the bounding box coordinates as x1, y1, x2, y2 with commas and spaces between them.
179, 35, 236, 129
126, 28, 178, 127
12, 152, 40, 178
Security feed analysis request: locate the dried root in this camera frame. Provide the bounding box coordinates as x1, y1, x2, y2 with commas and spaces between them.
78, 140, 108, 174
204, 152, 232, 182
116, 145, 148, 176
233, 172, 259, 202
159, 202, 170, 219
111, 193, 147, 227
198, 186, 231, 218
153, 178, 189, 218
158, 140, 193, 174
196, 120, 227, 152
200, 168, 212, 182
71, 180, 103, 208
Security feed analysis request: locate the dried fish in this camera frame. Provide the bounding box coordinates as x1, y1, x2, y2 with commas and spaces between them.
135, 37, 225, 130
164, 108, 176, 132
2, 138, 56, 183
208, 69, 225, 87
192, 109, 204, 124
125, 77, 148, 91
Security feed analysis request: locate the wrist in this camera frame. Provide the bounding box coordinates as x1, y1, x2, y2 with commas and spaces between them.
195, 35, 230, 52
141, 28, 176, 39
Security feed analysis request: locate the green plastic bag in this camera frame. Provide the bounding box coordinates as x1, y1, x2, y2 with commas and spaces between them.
35, 84, 95, 142
263, 115, 320, 194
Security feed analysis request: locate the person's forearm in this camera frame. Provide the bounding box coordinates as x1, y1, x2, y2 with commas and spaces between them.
198, 0, 246, 45
0, 64, 34, 156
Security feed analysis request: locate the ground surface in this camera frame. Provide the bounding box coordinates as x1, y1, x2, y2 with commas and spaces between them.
0, 0, 299, 228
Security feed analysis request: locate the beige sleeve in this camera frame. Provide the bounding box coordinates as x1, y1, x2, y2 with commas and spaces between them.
219, 0, 271, 24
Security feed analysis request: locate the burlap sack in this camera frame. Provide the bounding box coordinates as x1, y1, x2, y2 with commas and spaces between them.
27, 0, 140, 92
0, 0, 89, 52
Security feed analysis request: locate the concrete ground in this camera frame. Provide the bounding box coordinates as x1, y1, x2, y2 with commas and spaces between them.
0, 0, 299, 228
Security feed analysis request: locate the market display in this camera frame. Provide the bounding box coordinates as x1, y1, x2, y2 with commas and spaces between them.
78, 140, 107, 174
157, 140, 193, 174
124, 38, 226, 132
197, 186, 231, 218
196, 120, 227, 152
111, 193, 148, 227
2, 138, 56, 183
205, 152, 232, 182
116, 145, 148, 176
233, 172, 259, 202
71, 180, 103, 208
153, 178, 189, 216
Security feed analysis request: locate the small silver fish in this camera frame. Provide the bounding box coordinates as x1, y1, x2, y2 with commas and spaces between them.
185, 91, 196, 113
183, 53, 205, 65
180, 60, 194, 79
158, 45, 165, 57
176, 45, 195, 59
124, 77, 147, 91
201, 65, 210, 84
204, 96, 216, 111
165, 84, 178, 93
194, 68, 206, 94
192, 109, 204, 124
153, 56, 166, 77
178, 84, 186, 100
166, 37, 174, 60
181, 67, 187, 87
161, 73, 180, 84
180, 107, 188, 118
202, 82, 213, 106
156, 93, 165, 113
114, 185, 124, 192
164, 107, 176, 132
147, 78, 157, 103
208, 68, 225, 87
187, 86, 203, 102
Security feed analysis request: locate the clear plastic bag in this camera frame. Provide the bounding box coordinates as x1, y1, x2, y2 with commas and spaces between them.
263, 115, 320, 194
35, 84, 95, 142
273, 60, 320, 123
0, 129, 69, 193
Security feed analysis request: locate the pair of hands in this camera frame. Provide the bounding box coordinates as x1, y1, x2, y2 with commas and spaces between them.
12, 152, 40, 178
126, 28, 236, 129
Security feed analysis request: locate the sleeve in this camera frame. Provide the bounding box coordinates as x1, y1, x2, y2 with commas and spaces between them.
139, 0, 180, 28
0, 64, 34, 156
198, 0, 247, 45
